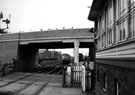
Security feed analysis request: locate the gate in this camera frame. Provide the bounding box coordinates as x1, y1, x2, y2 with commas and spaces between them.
71, 65, 82, 87
62, 63, 92, 92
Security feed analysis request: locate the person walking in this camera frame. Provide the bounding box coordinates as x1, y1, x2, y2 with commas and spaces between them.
2, 64, 6, 76
12, 59, 17, 72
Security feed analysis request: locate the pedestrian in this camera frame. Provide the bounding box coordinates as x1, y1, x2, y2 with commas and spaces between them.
89, 61, 94, 92
2, 64, 6, 76
12, 59, 17, 72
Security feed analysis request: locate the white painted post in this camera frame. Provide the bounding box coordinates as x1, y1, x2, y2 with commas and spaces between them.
66, 65, 71, 87
81, 64, 86, 92
89, 61, 94, 70
74, 40, 79, 65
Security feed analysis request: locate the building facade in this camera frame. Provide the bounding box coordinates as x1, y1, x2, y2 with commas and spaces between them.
88, 0, 135, 95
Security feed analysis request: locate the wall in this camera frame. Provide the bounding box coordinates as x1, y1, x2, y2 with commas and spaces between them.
95, 60, 135, 95
0, 33, 19, 64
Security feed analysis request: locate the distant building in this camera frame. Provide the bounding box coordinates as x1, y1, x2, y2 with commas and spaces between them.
39, 49, 61, 60
88, 0, 135, 95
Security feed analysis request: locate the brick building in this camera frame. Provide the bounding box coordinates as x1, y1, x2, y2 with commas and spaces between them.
88, 0, 135, 95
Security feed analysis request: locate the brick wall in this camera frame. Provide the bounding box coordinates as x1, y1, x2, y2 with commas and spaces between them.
95, 62, 135, 95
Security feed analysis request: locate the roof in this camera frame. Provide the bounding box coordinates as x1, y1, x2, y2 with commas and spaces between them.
88, 0, 108, 21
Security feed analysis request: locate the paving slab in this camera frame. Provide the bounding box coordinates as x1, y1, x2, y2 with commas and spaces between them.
39, 86, 85, 95
39, 87, 53, 95
62, 87, 83, 95
0, 73, 92, 95
0, 83, 26, 93
0, 81, 9, 86
17, 80, 34, 84
18, 84, 42, 95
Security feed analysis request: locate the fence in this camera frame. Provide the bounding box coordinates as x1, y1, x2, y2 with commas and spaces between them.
71, 64, 92, 91
63, 63, 92, 92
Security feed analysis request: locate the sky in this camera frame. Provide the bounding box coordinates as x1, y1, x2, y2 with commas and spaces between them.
0, 0, 93, 56
0, 0, 93, 33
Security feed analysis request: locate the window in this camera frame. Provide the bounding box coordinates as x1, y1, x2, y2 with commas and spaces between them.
129, 0, 135, 38
101, 12, 106, 48
108, 0, 114, 45
113, 0, 117, 43
96, 0, 135, 50
118, 0, 128, 41
114, 79, 119, 95
115, 0, 120, 43
97, 70, 99, 83
103, 73, 107, 90
96, 0, 134, 49
105, 6, 108, 46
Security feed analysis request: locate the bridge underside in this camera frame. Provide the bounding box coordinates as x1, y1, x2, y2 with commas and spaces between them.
18, 41, 94, 72
27, 42, 93, 49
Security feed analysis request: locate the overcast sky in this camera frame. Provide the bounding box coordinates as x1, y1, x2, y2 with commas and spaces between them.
0, 0, 93, 33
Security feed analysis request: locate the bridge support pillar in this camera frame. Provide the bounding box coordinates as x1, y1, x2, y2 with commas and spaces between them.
74, 40, 79, 65
18, 45, 38, 72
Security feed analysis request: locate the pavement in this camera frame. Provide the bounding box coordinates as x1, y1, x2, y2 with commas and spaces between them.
0, 72, 94, 95
39, 87, 87, 95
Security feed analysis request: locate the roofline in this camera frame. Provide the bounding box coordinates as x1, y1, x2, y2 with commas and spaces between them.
88, 0, 108, 21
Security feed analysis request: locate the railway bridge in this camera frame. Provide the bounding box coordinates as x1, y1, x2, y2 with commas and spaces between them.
0, 28, 94, 72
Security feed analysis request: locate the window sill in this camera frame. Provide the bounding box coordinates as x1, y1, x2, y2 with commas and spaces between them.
103, 88, 107, 92
118, 38, 127, 43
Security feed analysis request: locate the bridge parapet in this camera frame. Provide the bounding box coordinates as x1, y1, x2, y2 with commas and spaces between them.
0, 33, 19, 42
